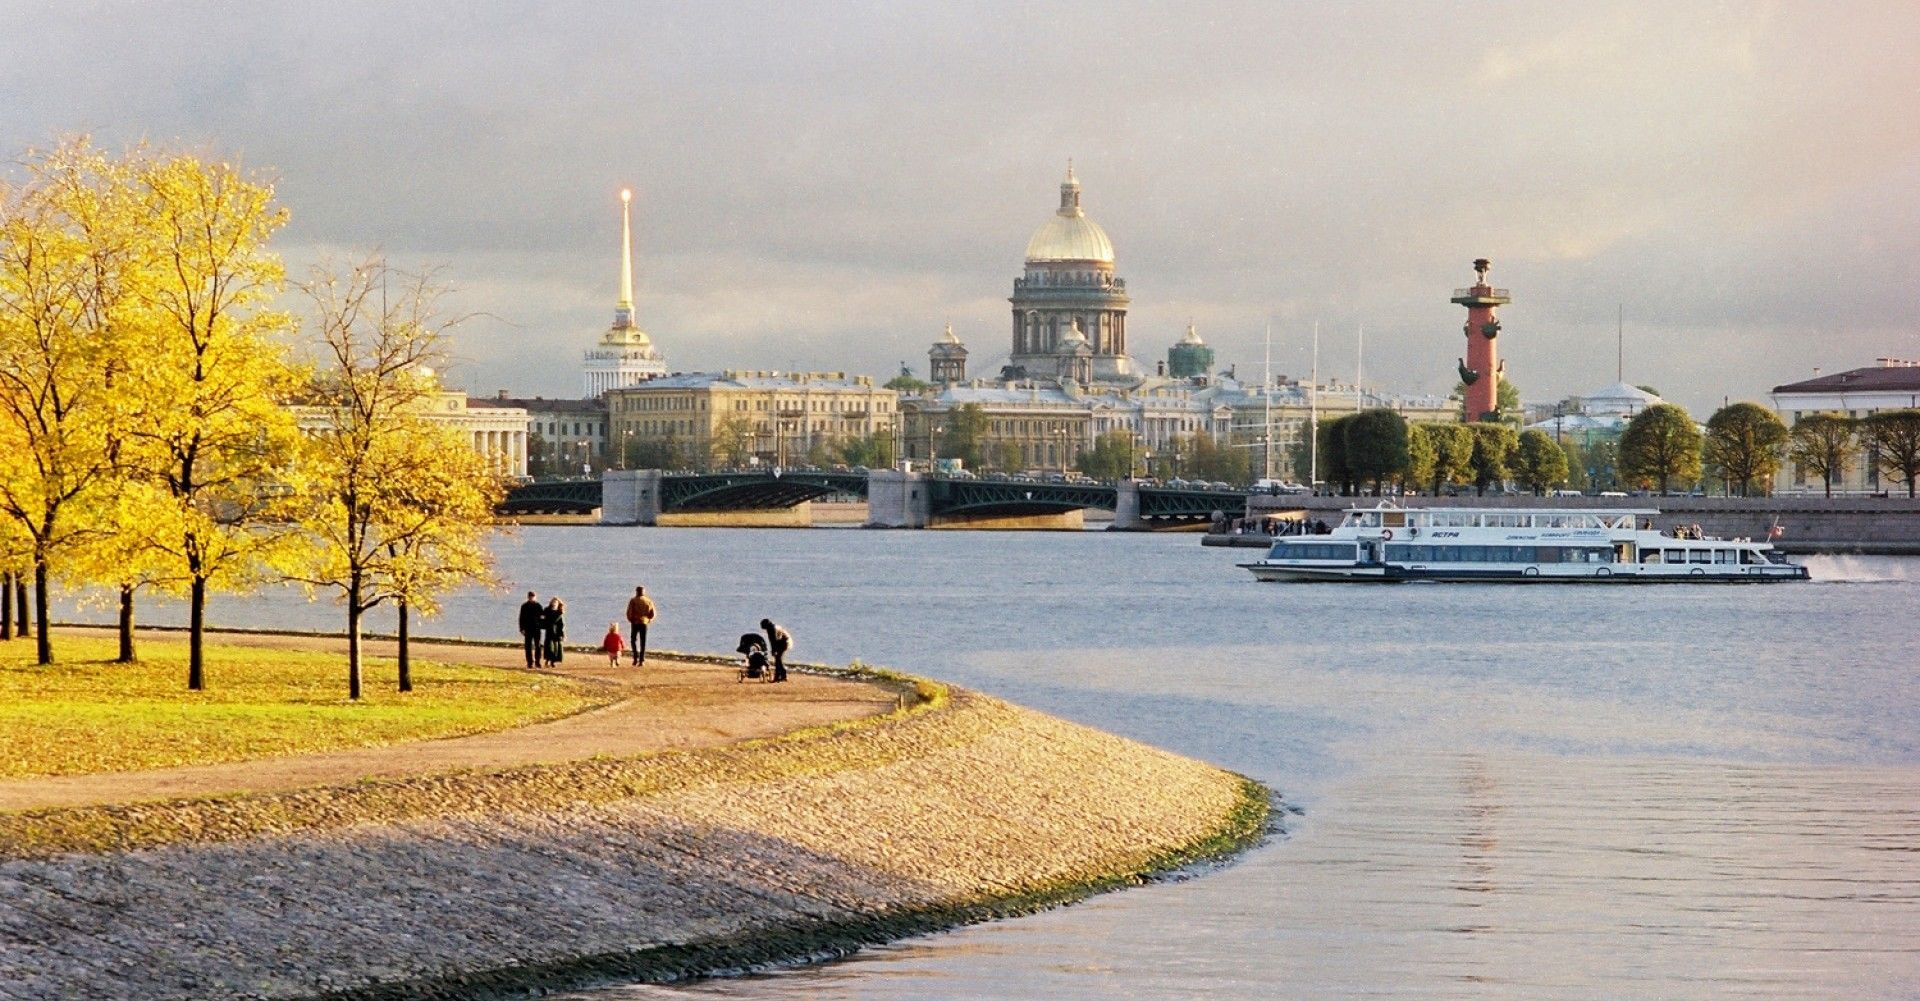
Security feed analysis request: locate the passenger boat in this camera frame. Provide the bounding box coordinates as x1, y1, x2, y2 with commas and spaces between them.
1239, 504, 1810, 583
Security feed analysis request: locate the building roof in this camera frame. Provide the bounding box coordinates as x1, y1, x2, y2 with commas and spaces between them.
1773, 361, 1920, 394
610, 370, 883, 392
1024, 165, 1115, 264
472, 395, 605, 414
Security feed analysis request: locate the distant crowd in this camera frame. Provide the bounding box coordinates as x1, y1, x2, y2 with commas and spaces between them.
1216, 515, 1330, 537
515, 587, 793, 683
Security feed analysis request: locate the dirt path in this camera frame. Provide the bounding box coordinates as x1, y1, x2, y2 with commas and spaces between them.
0, 627, 902, 814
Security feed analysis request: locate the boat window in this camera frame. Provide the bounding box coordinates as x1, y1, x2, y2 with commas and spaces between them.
1384, 512, 1406, 528
1279, 542, 1357, 561
1688, 550, 1712, 564
1714, 550, 1735, 564
1641, 550, 1662, 564
1740, 549, 1761, 565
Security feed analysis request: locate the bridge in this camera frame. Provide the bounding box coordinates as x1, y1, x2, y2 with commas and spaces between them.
501, 469, 1246, 530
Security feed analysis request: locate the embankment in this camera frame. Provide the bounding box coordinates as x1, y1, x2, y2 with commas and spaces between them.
0, 666, 1268, 1000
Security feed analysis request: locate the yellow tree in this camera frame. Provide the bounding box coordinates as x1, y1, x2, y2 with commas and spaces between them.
117, 151, 302, 690
381, 420, 502, 691
289, 260, 498, 698
0, 140, 139, 665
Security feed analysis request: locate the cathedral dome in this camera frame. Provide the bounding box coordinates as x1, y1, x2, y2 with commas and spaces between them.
1024, 164, 1115, 264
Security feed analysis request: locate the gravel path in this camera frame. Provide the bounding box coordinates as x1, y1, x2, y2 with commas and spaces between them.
0, 627, 900, 813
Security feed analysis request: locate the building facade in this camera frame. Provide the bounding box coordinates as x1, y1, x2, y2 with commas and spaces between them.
292, 390, 530, 478
1772, 358, 1920, 494
607, 371, 898, 470
583, 189, 669, 397
1008, 165, 1137, 384
471, 394, 608, 476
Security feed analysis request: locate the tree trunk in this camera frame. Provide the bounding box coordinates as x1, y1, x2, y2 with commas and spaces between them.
117, 584, 136, 663
16, 576, 31, 648
188, 576, 206, 690
1, 572, 12, 640
347, 598, 363, 701
33, 560, 51, 666
1824, 474, 1833, 499
397, 599, 411, 693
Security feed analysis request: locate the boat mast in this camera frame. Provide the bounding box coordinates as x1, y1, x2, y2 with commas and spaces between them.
1310, 321, 1320, 488
1263, 321, 1273, 480
1355, 322, 1364, 414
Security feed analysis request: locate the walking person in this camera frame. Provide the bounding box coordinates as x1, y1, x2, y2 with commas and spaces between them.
543, 598, 567, 666
760, 618, 792, 683
600, 623, 625, 667
625, 585, 657, 666
517, 591, 544, 669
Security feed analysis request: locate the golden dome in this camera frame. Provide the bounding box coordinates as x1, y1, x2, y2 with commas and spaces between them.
1024, 164, 1115, 264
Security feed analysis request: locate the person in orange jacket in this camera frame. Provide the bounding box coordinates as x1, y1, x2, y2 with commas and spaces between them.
600, 623, 625, 667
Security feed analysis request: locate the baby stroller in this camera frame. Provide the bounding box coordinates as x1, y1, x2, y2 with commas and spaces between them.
735, 633, 770, 683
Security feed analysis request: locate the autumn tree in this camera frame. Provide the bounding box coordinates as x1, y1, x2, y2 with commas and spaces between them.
1704, 402, 1788, 496
937, 403, 989, 469
1512, 429, 1570, 494
117, 151, 302, 690
1402, 423, 1436, 494
0, 140, 138, 664
1619, 403, 1703, 493
1466, 422, 1518, 494
1342, 408, 1409, 496
289, 260, 500, 698
1785, 413, 1856, 498
1862, 409, 1920, 498
1076, 429, 1139, 481
711, 414, 755, 468
1293, 415, 1354, 494
1423, 423, 1475, 496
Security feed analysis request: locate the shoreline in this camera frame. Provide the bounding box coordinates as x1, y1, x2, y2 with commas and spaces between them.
0, 630, 1272, 1000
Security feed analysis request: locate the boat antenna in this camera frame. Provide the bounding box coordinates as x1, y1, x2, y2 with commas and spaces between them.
1356, 322, 1364, 413
1617, 303, 1623, 383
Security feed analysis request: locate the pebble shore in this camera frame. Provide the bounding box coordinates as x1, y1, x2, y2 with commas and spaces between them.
0, 674, 1269, 1000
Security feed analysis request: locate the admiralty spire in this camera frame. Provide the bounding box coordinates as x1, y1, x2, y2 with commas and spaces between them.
584, 188, 668, 398
1008, 163, 1136, 384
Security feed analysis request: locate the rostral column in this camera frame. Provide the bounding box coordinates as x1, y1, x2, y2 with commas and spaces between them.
1450, 258, 1511, 422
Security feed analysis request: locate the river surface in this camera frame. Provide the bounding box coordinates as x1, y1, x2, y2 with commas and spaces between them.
69, 528, 1920, 998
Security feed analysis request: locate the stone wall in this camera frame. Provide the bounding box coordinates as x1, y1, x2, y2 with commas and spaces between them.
0, 686, 1267, 1000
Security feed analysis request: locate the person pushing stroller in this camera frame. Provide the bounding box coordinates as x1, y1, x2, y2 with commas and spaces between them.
735, 632, 770, 683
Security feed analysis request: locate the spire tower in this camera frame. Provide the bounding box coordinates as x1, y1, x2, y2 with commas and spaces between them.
614, 189, 635, 329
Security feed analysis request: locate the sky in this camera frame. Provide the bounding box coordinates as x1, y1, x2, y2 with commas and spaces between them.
4, 1, 1917, 415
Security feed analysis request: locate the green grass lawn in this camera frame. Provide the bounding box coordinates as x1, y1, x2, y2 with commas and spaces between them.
0, 635, 611, 779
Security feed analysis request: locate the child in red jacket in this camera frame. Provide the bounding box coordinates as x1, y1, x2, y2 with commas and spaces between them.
600, 623, 625, 667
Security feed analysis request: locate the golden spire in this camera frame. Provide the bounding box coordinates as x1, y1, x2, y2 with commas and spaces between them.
618, 189, 635, 314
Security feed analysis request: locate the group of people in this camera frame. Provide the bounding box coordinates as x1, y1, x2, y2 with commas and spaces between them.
1217, 515, 1330, 537
516, 585, 657, 669
516, 594, 570, 668
515, 587, 794, 683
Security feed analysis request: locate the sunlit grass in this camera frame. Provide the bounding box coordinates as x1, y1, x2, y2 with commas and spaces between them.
0, 635, 610, 778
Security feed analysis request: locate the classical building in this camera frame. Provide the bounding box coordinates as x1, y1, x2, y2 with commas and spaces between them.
1524, 381, 1666, 439
1008, 165, 1137, 384
291, 390, 529, 478
900, 374, 1455, 477
1772, 358, 1920, 494
471, 394, 608, 476
583, 189, 669, 397
607, 371, 898, 469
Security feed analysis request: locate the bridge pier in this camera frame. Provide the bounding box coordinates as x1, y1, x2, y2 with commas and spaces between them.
600, 470, 661, 526
865, 470, 929, 528
1111, 479, 1144, 531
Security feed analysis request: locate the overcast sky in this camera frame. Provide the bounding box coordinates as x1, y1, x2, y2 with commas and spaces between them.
5, 1, 1917, 413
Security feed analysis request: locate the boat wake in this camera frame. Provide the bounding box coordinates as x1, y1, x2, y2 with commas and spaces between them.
1800, 555, 1920, 584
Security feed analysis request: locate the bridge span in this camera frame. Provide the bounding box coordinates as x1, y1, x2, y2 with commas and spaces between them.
500, 469, 1246, 530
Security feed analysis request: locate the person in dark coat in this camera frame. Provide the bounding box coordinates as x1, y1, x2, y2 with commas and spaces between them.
518, 592, 544, 668
759, 618, 791, 683
542, 598, 566, 666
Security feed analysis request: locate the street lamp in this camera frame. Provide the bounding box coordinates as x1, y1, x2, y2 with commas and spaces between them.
1052, 427, 1070, 474
1144, 450, 1153, 481
929, 424, 945, 472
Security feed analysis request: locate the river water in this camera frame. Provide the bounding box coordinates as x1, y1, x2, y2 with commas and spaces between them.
71, 527, 1920, 998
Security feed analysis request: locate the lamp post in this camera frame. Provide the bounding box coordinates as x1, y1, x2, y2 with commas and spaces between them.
929, 424, 945, 472
1144, 450, 1153, 482
1052, 427, 1070, 474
